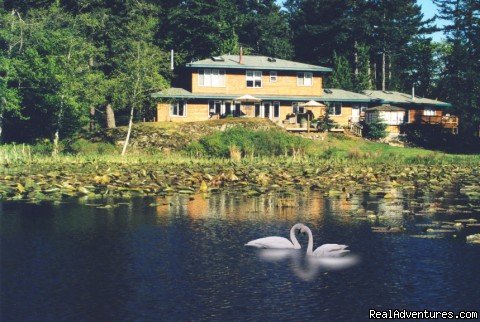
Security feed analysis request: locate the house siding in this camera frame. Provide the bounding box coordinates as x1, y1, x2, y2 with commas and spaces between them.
191, 70, 323, 97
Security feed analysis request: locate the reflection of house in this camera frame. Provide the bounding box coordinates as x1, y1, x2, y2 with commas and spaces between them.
363, 90, 458, 134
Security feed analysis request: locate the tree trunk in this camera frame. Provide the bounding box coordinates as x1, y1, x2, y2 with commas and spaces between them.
89, 106, 95, 132
52, 130, 59, 156
354, 41, 359, 78
382, 50, 386, 91
0, 110, 3, 143
121, 105, 134, 156
106, 103, 116, 128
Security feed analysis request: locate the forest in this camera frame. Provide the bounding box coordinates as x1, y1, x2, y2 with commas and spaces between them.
0, 0, 479, 143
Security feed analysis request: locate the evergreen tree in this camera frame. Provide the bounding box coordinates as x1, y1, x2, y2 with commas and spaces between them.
354, 43, 373, 91
434, 0, 480, 135
330, 52, 354, 90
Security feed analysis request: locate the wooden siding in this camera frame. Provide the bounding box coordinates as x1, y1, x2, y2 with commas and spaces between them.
157, 100, 330, 124
191, 70, 323, 96
407, 108, 442, 123
330, 106, 353, 126
157, 101, 209, 122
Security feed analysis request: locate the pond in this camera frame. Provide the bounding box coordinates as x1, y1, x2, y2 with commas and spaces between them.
1, 190, 479, 321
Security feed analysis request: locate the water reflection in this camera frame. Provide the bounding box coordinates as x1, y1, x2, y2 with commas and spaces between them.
255, 249, 360, 282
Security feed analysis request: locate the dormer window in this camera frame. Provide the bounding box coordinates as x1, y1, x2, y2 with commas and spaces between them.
198, 69, 225, 87
246, 71, 262, 88
297, 72, 313, 86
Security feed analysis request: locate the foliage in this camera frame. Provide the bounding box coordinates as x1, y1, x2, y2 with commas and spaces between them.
330, 52, 353, 90
190, 127, 312, 158
363, 118, 388, 140
314, 111, 338, 132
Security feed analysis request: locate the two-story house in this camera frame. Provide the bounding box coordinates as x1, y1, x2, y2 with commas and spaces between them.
152, 53, 372, 127
151, 53, 458, 135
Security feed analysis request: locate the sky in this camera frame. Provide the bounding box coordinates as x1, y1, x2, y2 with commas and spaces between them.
277, 0, 448, 42
417, 0, 447, 41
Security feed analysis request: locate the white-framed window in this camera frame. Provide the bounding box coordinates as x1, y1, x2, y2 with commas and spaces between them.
246, 70, 262, 88
297, 72, 313, 86
170, 101, 187, 117
273, 101, 280, 118
208, 100, 222, 116
292, 102, 305, 114
270, 71, 277, 83
328, 103, 342, 116
198, 69, 225, 87
424, 109, 435, 116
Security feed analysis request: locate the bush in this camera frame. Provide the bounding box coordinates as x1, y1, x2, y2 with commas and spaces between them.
314, 112, 338, 132
363, 119, 388, 140
186, 127, 313, 158
65, 138, 117, 155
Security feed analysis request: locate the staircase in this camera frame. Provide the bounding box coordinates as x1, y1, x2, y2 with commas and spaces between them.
349, 121, 363, 137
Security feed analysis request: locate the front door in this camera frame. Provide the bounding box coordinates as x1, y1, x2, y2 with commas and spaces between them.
263, 102, 271, 119
351, 107, 360, 123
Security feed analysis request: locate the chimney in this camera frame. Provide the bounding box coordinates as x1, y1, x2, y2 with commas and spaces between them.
412, 84, 415, 100
170, 49, 174, 70
239, 47, 244, 64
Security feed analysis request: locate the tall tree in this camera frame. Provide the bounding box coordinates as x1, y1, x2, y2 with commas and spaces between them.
330, 52, 354, 90
434, 0, 480, 135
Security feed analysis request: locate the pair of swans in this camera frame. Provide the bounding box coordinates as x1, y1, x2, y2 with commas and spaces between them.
245, 223, 350, 257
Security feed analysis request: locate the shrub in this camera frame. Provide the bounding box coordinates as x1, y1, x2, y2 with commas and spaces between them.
65, 138, 117, 155
187, 127, 313, 158
314, 112, 338, 132
363, 119, 388, 140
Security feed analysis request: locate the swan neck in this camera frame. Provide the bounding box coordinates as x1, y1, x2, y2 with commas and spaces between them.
305, 226, 314, 255
290, 225, 301, 249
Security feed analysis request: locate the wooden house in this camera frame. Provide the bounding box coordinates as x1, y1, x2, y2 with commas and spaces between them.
362, 90, 458, 134
152, 54, 371, 128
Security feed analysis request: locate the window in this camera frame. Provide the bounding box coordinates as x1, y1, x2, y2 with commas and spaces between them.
297, 72, 313, 86
424, 109, 435, 116
273, 102, 280, 118
328, 103, 342, 116
170, 101, 187, 117
292, 102, 305, 114
247, 70, 262, 88
209, 100, 222, 116
198, 69, 225, 87
270, 71, 277, 83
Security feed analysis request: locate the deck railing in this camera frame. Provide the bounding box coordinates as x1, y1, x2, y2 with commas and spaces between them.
414, 115, 459, 128
349, 121, 363, 136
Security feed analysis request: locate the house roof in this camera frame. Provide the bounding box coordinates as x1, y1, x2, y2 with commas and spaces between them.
186, 55, 332, 72
151, 88, 371, 103
320, 89, 372, 102
362, 90, 451, 107
366, 104, 405, 112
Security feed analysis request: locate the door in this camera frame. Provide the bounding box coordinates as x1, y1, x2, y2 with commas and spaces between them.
224, 102, 232, 116
263, 102, 271, 119
351, 107, 360, 123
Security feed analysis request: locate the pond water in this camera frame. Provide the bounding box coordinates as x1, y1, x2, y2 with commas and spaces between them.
1, 191, 479, 321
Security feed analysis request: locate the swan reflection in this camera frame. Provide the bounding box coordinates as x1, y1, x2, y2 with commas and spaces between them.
255, 249, 360, 281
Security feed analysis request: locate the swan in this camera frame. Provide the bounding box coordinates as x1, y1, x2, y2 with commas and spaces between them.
245, 223, 303, 249
300, 224, 350, 257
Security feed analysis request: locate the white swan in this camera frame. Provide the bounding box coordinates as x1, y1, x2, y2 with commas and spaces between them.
245, 223, 303, 249
300, 224, 350, 257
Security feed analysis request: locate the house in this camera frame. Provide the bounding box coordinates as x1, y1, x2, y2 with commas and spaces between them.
364, 104, 406, 134
151, 52, 458, 135
151, 53, 370, 129
362, 90, 459, 134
